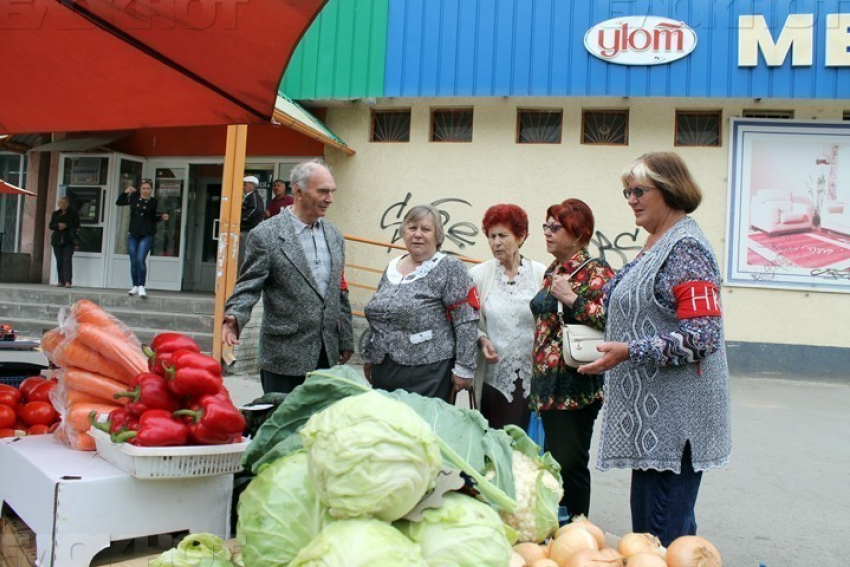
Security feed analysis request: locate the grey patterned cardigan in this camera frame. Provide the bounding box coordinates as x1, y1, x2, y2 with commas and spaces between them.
363, 254, 479, 371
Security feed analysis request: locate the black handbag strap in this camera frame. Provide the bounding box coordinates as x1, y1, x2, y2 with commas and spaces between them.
557, 258, 594, 324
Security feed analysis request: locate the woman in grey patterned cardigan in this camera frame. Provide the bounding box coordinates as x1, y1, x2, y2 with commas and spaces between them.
578, 152, 732, 546
363, 205, 479, 402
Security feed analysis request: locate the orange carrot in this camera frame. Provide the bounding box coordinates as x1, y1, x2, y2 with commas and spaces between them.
66, 402, 121, 432
42, 328, 65, 358
70, 430, 97, 451
62, 367, 131, 405
65, 388, 119, 406
74, 323, 147, 378
52, 339, 136, 384
70, 300, 131, 338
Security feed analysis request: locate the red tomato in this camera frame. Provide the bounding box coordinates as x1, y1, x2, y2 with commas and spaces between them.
0, 405, 16, 429
27, 424, 50, 435
0, 389, 21, 407
48, 421, 61, 433
0, 384, 18, 393
18, 376, 46, 401
28, 381, 57, 404
0, 428, 16, 438
20, 401, 57, 426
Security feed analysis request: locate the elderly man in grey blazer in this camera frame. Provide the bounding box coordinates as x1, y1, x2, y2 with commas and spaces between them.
222, 160, 354, 393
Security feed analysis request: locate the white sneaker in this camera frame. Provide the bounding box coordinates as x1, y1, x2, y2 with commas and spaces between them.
128, 286, 139, 295
138, 286, 147, 298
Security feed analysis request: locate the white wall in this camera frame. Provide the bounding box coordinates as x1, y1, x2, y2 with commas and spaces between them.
320, 97, 850, 349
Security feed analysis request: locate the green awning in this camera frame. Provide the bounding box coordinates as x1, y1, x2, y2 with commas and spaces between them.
273, 94, 354, 156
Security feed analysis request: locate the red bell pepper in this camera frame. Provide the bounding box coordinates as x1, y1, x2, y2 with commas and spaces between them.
163, 350, 223, 397
89, 407, 140, 435
114, 373, 179, 416
143, 333, 201, 375
112, 409, 189, 446
173, 393, 245, 445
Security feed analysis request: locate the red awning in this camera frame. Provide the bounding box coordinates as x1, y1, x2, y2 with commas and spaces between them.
0, 0, 326, 134
0, 180, 37, 197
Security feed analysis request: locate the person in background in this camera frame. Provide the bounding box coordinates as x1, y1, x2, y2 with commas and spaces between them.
469, 204, 546, 429
49, 196, 80, 288
362, 205, 479, 402
222, 160, 353, 394
265, 178, 293, 219
116, 179, 168, 298
530, 198, 615, 523
239, 175, 265, 267
579, 152, 731, 546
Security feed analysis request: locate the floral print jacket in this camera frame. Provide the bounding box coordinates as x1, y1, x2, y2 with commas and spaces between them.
530, 249, 615, 411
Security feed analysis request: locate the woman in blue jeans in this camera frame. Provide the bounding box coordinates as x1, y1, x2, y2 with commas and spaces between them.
116, 179, 168, 297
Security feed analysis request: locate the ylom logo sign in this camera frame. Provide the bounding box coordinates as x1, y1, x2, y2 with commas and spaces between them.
584, 16, 698, 66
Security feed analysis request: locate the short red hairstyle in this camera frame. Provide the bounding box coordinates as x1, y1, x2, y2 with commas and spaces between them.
482, 204, 529, 239
545, 199, 594, 245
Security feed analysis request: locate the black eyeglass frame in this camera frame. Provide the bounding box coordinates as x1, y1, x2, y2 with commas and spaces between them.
623, 186, 654, 199
541, 223, 564, 233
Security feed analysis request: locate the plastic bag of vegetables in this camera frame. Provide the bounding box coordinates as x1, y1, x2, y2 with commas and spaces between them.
499, 425, 564, 543
395, 492, 513, 567
289, 518, 429, 567
149, 533, 236, 567
300, 390, 443, 521
237, 451, 332, 567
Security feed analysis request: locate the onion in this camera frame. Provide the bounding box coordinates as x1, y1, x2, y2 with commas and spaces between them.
560, 516, 606, 549
666, 536, 722, 567
564, 549, 625, 567
550, 526, 599, 567
624, 552, 668, 567
510, 551, 529, 567
515, 542, 550, 564
531, 559, 561, 567
617, 533, 665, 559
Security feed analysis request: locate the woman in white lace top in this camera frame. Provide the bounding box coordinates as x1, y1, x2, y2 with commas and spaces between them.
469, 205, 546, 429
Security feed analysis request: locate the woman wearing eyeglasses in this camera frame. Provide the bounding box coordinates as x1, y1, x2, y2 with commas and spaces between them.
116, 179, 169, 298
529, 199, 614, 524
577, 152, 731, 546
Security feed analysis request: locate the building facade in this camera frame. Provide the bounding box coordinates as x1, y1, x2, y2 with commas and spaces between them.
280, 0, 850, 379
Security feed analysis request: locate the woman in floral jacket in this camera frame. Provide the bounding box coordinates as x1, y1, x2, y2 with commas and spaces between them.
530, 198, 615, 523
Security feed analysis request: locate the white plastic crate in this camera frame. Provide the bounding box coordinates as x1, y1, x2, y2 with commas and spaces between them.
89, 428, 249, 480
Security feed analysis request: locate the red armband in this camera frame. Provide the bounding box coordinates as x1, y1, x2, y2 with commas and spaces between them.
673, 281, 721, 319
445, 287, 480, 320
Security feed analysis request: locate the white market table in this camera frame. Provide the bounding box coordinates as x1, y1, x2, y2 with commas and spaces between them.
0, 436, 233, 567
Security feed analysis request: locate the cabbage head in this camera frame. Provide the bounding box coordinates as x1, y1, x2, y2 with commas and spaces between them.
150, 533, 235, 567
236, 451, 331, 567
300, 390, 442, 521
395, 492, 513, 567
289, 518, 429, 567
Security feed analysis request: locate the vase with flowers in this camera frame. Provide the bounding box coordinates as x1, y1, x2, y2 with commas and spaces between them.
807, 173, 826, 227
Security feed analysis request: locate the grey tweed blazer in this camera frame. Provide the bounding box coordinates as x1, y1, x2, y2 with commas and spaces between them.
224, 212, 354, 375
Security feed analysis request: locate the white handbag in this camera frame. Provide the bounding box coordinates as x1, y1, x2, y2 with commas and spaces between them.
557, 260, 604, 368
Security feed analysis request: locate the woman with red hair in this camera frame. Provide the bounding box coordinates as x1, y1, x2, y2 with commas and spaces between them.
469, 204, 546, 429
530, 198, 615, 524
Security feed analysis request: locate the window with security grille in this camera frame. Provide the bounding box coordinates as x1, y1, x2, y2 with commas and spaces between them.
742, 109, 794, 119
431, 109, 473, 142
517, 110, 562, 144
582, 110, 629, 145
370, 110, 411, 142
675, 111, 722, 147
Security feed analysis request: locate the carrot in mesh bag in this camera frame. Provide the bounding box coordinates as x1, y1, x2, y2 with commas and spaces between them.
50, 373, 128, 407
65, 402, 121, 433
71, 323, 148, 378
54, 422, 97, 451
41, 328, 65, 359
51, 338, 137, 385
61, 368, 132, 406
68, 300, 141, 346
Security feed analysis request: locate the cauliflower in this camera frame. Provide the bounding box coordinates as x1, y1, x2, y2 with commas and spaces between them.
499, 448, 563, 543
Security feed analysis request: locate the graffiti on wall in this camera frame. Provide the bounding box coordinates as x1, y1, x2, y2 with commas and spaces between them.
380, 192, 479, 252
588, 229, 642, 269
